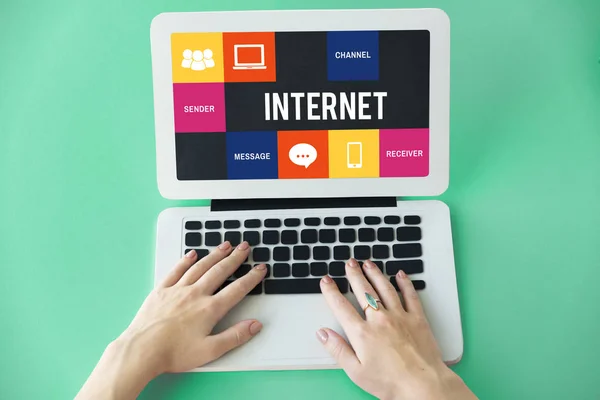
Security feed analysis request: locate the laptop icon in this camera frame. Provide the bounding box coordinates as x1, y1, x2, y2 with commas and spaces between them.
233, 44, 267, 70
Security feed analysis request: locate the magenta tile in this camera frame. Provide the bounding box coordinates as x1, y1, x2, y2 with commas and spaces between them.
173, 83, 226, 133
379, 129, 429, 177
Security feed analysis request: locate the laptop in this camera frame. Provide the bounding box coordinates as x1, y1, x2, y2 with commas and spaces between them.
150, 8, 462, 371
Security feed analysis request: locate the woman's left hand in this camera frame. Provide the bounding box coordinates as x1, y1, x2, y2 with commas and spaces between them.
76, 241, 266, 400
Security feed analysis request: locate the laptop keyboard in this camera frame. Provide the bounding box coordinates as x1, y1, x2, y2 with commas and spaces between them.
183, 214, 425, 295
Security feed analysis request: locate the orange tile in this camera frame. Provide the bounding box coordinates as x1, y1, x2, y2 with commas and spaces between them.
277, 130, 329, 179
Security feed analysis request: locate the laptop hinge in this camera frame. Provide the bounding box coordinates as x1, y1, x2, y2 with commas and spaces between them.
210, 197, 397, 212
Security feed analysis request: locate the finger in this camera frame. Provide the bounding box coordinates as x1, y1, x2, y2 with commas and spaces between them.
205, 319, 263, 362
345, 258, 382, 312
195, 241, 251, 294
177, 241, 233, 286
213, 264, 268, 317
362, 260, 403, 311
316, 328, 360, 369
320, 275, 364, 336
159, 250, 198, 288
395, 270, 425, 314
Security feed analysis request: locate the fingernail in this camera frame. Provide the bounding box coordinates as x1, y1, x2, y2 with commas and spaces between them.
218, 241, 231, 250
322, 275, 333, 284
255, 263, 266, 270
249, 321, 263, 335
347, 258, 359, 268
363, 260, 374, 269
398, 270, 406, 278
237, 241, 249, 250
316, 329, 328, 343
185, 249, 196, 258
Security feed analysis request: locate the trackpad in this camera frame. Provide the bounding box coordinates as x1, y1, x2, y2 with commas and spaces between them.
209, 293, 358, 369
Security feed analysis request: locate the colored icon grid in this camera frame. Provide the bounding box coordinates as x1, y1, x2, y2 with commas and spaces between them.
170, 30, 431, 180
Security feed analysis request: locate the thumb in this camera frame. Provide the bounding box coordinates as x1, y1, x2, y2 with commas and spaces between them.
316, 328, 360, 369
207, 320, 263, 361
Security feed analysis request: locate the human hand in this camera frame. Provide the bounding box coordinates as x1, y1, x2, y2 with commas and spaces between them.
76, 241, 266, 400
317, 259, 476, 400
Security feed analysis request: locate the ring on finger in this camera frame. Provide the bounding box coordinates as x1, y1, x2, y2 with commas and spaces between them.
362, 292, 383, 312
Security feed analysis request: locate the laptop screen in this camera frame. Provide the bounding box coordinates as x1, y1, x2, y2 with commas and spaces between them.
170, 30, 430, 181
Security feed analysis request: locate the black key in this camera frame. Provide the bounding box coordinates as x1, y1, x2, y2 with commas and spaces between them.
373, 260, 384, 271
224, 220, 240, 229
264, 218, 281, 228
205, 220, 222, 229
358, 228, 376, 242
313, 246, 330, 261
373, 245, 389, 259
344, 216, 361, 225
364, 216, 381, 225
292, 263, 310, 277
390, 277, 426, 291
273, 246, 290, 261
281, 230, 298, 245
234, 264, 252, 278
293, 246, 310, 260
284, 218, 301, 227
185, 232, 202, 247
304, 217, 321, 226
185, 221, 202, 230
393, 243, 422, 258
265, 278, 348, 294
244, 219, 261, 228
386, 260, 424, 275
384, 215, 401, 224
319, 229, 336, 243
310, 262, 328, 276
377, 227, 395, 242
334, 246, 351, 260
253, 247, 270, 262
198, 249, 210, 259
263, 230, 280, 245
339, 229, 356, 243
273, 263, 291, 278
224, 231, 241, 247
248, 283, 263, 295
329, 261, 346, 276
243, 231, 260, 246
185, 248, 209, 259
324, 217, 341, 226
205, 232, 221, 246
397, 227, 422, 242
354, 245, 371, 260
301, 229, 318, 244
404, 215, 421, 225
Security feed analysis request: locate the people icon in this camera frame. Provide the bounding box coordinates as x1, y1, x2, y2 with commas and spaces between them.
203, 49, 215, 68
181, 48, 215, 71
181, 49, 193, 69
191, 50, 205, 71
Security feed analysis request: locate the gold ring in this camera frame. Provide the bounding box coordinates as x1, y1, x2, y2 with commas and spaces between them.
363, 292, 382, 312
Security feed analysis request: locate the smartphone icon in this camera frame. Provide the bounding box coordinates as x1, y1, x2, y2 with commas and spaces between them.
347, 142, 363, 168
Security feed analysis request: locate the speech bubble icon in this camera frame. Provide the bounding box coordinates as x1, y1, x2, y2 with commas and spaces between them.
289, 143, 318, 169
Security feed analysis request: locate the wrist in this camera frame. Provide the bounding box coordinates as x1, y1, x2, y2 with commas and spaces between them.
75, 337, 160, 400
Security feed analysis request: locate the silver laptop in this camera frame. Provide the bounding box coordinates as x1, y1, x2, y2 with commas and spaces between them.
150, 8, 462, 371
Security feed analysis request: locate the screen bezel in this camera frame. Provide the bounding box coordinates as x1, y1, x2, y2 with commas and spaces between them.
150, 8, 450, 199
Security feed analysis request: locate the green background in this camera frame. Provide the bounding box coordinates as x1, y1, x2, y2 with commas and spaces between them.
1, 0, 599, 399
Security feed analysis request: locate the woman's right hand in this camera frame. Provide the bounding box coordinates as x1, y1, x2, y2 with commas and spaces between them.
317, 258, 477, 400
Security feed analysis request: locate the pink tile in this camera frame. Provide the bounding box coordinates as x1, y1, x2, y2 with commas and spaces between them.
379, 129, 429, 177
173, 83, 226, 133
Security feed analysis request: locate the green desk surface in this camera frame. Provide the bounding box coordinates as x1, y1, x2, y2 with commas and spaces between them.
1, 1, 599, 399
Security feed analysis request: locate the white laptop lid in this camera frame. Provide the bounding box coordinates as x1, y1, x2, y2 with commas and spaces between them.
150, 9, 450, 200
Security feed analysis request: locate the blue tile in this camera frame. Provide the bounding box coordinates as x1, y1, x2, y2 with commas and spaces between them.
327, 31, 379, 81
226, 131, 278, 179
